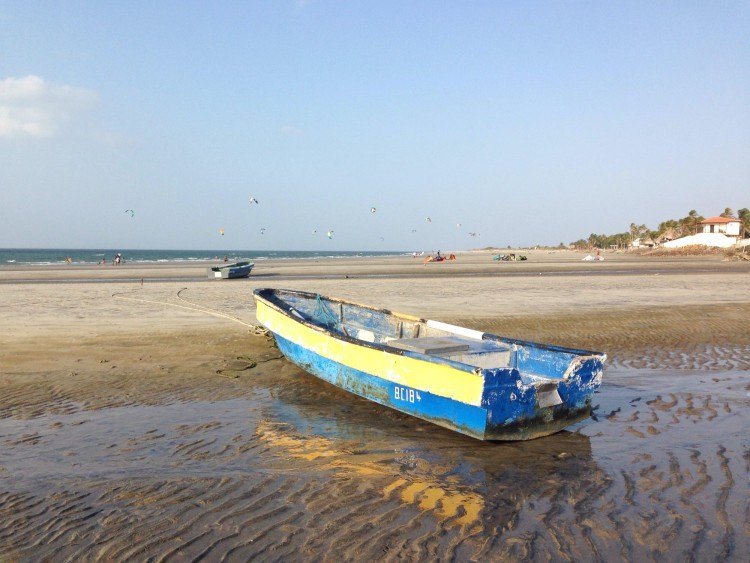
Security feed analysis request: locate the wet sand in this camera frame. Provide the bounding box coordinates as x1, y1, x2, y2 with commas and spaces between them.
1, 252, 749, 560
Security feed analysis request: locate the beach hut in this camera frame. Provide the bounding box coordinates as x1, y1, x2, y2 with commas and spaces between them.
631, 237, 656, 248
657, 227, 681, 243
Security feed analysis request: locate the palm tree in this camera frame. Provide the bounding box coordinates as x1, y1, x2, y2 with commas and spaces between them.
629, 223, 639, 244
681, 210, 704, 235
738, 208, 750, 237
720, 207, 735, 218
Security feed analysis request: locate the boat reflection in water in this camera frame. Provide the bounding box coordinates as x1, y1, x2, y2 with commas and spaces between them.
256, 359, 598, 532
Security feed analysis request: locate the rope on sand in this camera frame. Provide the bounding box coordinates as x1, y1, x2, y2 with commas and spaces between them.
111, 287, 269, 335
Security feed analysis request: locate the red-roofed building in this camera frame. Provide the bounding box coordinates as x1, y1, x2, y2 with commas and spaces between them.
700, 216, 742, 238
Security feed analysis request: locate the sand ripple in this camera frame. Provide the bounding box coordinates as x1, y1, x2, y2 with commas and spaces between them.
1, 360, 747, 560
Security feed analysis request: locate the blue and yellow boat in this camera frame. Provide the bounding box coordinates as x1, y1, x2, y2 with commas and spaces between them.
254, 288, 606, 441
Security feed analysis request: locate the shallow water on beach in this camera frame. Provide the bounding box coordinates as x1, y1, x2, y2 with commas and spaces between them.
1, 360, 747, 561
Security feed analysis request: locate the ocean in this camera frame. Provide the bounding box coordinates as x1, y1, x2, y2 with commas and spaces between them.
0, 248, 408, 266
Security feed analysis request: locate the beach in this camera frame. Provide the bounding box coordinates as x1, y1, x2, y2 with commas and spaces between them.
1, 249, 749, 560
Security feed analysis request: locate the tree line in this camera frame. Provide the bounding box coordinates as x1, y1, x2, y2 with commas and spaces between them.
569, 207, 750, 249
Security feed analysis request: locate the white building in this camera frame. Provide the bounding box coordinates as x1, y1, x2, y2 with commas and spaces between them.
700, 216, 742, 238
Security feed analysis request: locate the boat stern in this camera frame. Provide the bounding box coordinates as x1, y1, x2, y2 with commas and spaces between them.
480, 350, 605, 441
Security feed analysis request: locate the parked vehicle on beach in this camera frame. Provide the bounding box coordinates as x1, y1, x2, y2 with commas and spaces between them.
206, 261, 254, 279
254, 288, 606, 441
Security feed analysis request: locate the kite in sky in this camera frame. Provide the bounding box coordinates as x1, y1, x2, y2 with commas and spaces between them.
426, 217, 432, 223
219, 228, 225, 236
260, 227, 267, 235
249, 197, 259, 205
326, 230, 334, 239
124, 209, 134, 218
370, 207, 376, 213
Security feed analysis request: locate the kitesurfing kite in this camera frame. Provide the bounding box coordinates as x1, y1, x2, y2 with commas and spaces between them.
219, 228, 225, 236
326, 230, 334, 239
370, 207, 377, 214
426, 217, 432, 223
411, 229, 417, 233
456, 223, 462, 228
469, 232, 480, 237
260, 227, 267, 235
249, 197, 259, 205
312, 229, 317, 235
125, 209, 134, 218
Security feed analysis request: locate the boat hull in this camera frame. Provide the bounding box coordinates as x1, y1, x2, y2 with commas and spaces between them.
254, 290, 604, 441
207, 262, 254, 279
223, 265, 252, 279
272, 331, 592, 440
273, 332, 490, 439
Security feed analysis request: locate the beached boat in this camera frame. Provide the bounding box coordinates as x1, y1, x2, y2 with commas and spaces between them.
254, 288, 606, 441
207, 261, 254, 279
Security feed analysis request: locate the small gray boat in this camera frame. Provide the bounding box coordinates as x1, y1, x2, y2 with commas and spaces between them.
206, 261, 254, 279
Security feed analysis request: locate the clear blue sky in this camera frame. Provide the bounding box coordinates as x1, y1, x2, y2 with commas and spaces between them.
1, 1, 748, 250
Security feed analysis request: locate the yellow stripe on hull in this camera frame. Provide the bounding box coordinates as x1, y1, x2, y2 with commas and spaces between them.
255, 300, 484, 406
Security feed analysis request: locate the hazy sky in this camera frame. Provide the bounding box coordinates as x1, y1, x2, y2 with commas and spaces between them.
1, 1, 748, 250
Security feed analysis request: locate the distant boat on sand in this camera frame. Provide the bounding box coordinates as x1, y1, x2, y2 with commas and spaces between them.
206, 261, 254, 279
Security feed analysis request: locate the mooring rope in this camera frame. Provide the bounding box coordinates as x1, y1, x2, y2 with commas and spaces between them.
111, 287, 268, 335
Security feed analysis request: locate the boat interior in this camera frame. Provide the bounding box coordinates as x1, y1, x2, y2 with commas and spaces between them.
273, 291, 582, 380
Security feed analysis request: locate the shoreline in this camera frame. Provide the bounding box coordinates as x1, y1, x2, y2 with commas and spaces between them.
1, 249, 748, 284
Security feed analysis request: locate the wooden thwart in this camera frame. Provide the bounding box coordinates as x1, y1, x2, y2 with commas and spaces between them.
389, 336, 471, 355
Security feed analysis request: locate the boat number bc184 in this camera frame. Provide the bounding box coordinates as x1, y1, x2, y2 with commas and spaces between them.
394, 386, 421, 403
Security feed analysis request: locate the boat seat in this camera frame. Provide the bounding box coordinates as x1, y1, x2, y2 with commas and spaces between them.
388, 336, 471, 355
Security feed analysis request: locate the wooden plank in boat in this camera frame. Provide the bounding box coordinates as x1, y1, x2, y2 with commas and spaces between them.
389, 336, 471, 355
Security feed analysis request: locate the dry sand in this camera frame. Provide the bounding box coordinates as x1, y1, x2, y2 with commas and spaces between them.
1, 251, 748, 560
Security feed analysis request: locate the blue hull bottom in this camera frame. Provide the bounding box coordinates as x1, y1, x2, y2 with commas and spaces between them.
274, 334, 489, 439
